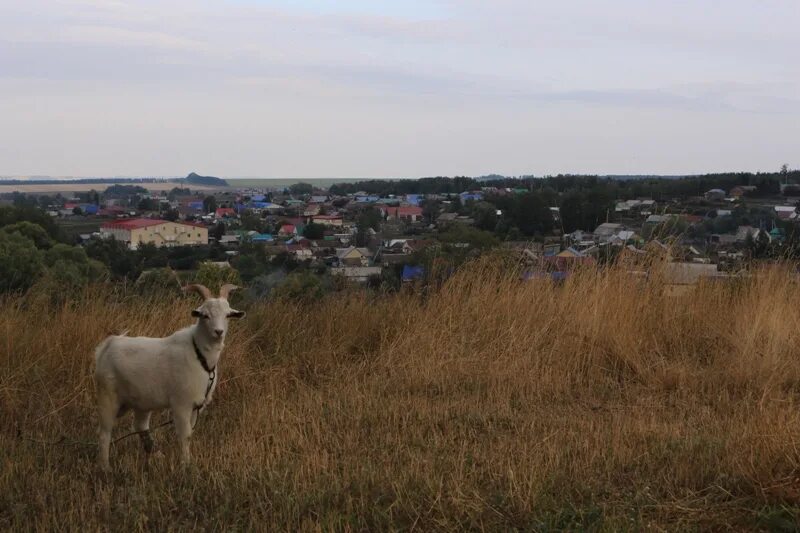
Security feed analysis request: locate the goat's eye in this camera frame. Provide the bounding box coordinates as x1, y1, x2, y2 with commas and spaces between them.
202, 314, 210, 320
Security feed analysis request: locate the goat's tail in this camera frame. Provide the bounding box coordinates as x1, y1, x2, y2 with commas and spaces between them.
94, 336, 115, 363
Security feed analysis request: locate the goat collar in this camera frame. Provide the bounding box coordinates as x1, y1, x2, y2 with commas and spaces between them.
192, 335, 216, 373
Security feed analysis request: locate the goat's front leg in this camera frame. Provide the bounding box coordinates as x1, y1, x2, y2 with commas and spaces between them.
173, 408, 193, 465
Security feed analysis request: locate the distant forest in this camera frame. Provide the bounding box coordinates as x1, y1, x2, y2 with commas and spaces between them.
329, 170, 800, 199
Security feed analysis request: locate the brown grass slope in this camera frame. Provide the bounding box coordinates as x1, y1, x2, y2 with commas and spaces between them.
2, 261, 800, 531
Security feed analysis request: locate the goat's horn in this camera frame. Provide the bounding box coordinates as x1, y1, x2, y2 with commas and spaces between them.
219, 284, 240, 300
184, 284, 212, 300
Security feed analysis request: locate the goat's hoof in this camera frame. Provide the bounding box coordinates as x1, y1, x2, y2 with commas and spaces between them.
140, 433, 155, 453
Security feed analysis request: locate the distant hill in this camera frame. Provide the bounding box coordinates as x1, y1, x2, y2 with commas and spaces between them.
184, 172, 228, 187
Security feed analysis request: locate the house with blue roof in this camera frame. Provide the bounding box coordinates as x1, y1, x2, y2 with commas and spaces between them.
402, 265, 425, 282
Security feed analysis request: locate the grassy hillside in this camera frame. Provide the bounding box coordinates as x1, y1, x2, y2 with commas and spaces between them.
3, 262, 800, 530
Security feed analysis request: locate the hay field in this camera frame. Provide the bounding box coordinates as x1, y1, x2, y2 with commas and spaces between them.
2, 262, 800, 530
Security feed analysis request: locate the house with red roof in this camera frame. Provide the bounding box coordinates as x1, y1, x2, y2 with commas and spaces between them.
278, 224, 297, 237
383, 206, 424, 223
101, 218, 208, 250
215, 207, 236, 219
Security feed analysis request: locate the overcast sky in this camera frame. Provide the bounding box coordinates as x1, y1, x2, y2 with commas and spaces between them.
1, 0, 798, 178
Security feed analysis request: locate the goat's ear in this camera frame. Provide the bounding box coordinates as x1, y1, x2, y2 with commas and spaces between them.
228, 309, 246, 319
191, 309, 204, 318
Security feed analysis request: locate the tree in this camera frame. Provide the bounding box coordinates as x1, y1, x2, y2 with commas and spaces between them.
162, 207, 180, 221
86, 236, 141, 280
289, 182, 313, 196
0, 232, 45, 292
87, 189, 101, 205
471, 202, 498, 232
136, 198, 158, 211
421, 199, 441, 225
1, 222, 53, 249
303, 222, 325, 240
512, 193, 553, 236
210, 222, 226, 241
203, 195, 218, 214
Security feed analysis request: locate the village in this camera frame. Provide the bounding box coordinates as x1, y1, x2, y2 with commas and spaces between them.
2, 173, 798, 292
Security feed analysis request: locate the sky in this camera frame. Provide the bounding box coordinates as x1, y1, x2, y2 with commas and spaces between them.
0, 0, 798, 179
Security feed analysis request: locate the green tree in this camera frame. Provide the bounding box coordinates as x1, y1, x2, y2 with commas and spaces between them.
303, 222, 325, 240
0, 232, 45, 292
136, 198, 158, 211
203, 195, 218, 213
85, 236, 141, 280
512, 193, 554, 236
1, 222, 53, 249
289, 182, 313, 196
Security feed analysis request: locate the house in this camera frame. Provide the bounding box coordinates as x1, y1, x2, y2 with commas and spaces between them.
330, 266, 383, 283
278, 224, 297, 237
593, 223, 624, 242
402, 265, 425, 282
459, 191, 483, 202
215, 207, 236, 218
218, 234, 240, 246
384, 206, 424, 223
285, 239, 313, 259
735, 226, 759, 243
101, 219, 208, 250
336, 246, 371, 267
730, 186, 757, 198
311, 214, 344, 227
774, 205, 797, 221
661, 262, 722, 285
355, 195, 380, 203
608, 230, 640, 246
645, 214, 671, 225
704, 189, 726, 201
402, 239, 435, 254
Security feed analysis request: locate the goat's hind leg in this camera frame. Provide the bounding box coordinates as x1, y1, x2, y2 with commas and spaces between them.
133, 410, 154, 453
96, 390, 119, 472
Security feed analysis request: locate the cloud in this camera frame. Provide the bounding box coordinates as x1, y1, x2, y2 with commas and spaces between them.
0, 0, 798, 176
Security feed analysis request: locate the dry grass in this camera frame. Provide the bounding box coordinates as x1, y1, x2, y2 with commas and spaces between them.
3, 260, 800, 531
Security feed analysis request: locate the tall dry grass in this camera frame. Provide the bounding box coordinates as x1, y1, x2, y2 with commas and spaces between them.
2, 260, 800, 530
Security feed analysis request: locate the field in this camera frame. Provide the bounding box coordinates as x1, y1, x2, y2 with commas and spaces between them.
3, 261, 800, 530
0, 177, 378, 194
227, 178, 382, 189
0, 182, 220, 194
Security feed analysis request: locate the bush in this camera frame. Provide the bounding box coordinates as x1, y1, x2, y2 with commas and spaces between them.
192, 262, 242, 293
135, 267, 183, 295
271, 271, 326, 301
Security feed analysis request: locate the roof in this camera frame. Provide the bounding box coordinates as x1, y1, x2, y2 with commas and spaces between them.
388, 206, 424, 217
336, 246, 370, 259
102, 218, 169, 230
102, 218, 206, 230
661, 263, 720, 285
402, 265, 425, 281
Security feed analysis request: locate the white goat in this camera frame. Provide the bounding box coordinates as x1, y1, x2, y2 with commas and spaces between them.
94, 283, 245, 471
